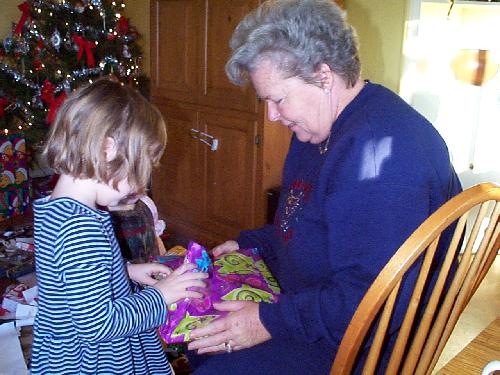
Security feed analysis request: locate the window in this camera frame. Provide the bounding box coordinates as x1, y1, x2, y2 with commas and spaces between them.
400, 0, 500, 188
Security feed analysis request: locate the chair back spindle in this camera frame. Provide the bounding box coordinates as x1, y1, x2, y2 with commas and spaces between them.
331, 183, 500, 375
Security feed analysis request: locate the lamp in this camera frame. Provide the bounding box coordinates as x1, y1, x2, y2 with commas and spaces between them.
451, 49, 499, 86
450, 49, 498, 173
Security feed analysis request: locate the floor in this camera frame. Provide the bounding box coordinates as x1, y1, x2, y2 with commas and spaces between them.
433, 254, 500, 373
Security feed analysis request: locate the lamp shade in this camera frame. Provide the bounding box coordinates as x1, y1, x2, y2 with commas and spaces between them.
451, 49, 498, 86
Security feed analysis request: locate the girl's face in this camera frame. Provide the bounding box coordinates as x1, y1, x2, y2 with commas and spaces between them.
250, 59, 335, 144
96, 178, 135, 208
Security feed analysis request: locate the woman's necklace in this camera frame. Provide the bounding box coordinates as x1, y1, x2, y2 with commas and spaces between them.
318, 132, 332, 155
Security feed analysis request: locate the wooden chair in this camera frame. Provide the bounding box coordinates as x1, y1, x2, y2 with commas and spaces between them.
330, 182, 500, 375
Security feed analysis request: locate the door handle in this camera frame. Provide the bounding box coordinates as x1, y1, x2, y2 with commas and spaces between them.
199, 137, 219, 151
189, 129, 219, 151
189, 128, 199, 139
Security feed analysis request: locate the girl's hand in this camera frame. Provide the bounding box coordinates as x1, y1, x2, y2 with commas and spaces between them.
188, 301, 271, 354
153, 263, 208, 305
127, 262, 172, 286
211, 240, 239, 258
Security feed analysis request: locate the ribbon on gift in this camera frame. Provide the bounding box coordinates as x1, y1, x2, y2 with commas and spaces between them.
40, 80, 67, 124
73, 35, 96, 68
14, 2, 31, 35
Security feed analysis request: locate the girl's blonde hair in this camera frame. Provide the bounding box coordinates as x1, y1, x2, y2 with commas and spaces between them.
43, 79, 167, 195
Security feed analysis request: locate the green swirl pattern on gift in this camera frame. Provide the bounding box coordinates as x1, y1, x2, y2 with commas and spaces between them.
170, 312, 218, 341
222, 284, 274, 303
255, 260, 281, 294
215, 253, 281, 294
215, 253, 255, 275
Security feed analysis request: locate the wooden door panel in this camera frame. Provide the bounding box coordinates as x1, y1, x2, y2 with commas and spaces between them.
150, 0, 202, 102
152, 105, 203, 225
200, 112, 257, 237
200, 0, 259, 112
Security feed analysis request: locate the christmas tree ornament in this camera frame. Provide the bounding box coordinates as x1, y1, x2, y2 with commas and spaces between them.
74, 1, 85, 14
62, 79, 72, 93
0, 0, 148, 147
107, 32, 117, 41
15, 40, 30, 55
122, 44, 131, 59
64, 32, 73, 51
31, 94, 44, 109
0, 97, 10, 118
51, 29, 61, 51
33, 59, 43, 71
118, 64, 126, 76
3, 36, 13, 53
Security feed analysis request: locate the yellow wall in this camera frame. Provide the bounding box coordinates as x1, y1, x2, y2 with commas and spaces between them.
346, 0, 408, 93
125, 0, 150, 75
0, 0, 19, 39
1, 0, 407, 91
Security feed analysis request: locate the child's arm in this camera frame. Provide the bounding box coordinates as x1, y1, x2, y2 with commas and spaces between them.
56, 215, 205, 343
152, 263, 207, 305
126, 262, 171, 286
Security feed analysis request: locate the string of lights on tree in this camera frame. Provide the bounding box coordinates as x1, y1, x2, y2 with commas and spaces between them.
0, 0, 148, 149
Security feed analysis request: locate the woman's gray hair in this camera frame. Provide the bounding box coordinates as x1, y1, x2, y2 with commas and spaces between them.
225, 0, 361, 88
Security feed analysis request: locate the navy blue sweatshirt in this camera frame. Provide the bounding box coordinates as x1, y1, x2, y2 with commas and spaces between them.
191, 82, 462, 374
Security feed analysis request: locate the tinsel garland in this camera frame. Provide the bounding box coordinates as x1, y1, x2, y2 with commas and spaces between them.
0, 0, 146, 147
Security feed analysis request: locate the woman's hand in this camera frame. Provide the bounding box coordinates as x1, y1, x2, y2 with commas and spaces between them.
126, 262, 171, 286
211, 240, 239, 258
187, 301, 271, 354
153, 263, 208, 305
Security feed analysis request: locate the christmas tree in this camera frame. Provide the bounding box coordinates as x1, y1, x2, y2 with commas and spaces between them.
0, 0, 148, 150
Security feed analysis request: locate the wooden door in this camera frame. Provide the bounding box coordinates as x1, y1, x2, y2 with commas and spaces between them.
152, 105, 204, 226
150, 0, 203, 103
200, 0, 260, 112
199, 111, 258, 238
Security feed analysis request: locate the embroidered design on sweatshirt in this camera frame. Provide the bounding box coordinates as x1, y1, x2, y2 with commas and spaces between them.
275, 179, 313, 242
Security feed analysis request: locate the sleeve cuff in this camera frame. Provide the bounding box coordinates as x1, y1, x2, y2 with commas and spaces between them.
141, 286, 168, 326
259, 297, 298, 341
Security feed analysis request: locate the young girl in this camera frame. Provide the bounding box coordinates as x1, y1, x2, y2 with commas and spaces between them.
31, 79, 207, 374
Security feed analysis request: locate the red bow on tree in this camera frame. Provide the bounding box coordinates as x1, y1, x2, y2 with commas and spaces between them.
0, 97, 10, 118
118, 16, 129, 35
73, 35, 96, 68
14, 2, 31, 35
40, 80, 67, 124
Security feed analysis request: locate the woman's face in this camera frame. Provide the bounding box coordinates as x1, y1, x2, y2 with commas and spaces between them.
250, 59, 335, 144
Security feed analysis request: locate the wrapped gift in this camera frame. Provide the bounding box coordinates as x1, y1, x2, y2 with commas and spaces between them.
155, 241, 280, 344
0, 134, 30, 221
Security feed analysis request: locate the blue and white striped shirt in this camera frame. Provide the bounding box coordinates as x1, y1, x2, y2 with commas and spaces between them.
31, 197, 171, 374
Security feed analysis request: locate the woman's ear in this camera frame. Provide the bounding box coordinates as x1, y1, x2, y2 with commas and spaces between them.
317, 63, 334, 92
104, 137, 117, 162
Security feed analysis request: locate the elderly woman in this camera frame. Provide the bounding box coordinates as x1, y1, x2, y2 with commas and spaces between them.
188, 1, 462, 374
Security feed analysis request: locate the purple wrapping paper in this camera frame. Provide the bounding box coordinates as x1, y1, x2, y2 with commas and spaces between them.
156, 241, 280, 344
